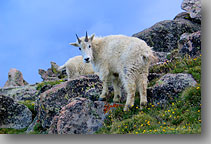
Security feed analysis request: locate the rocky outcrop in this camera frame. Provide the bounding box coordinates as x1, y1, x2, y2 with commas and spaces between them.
38, 62, 67, 82
48, 98, 106, 134
147, 73, 197, 105
133, 19, 200, 52
181, 0, 201, 23
0, 95, 32, 129
37, 75, 103, 128
4, 68, 28, 88
0, 85, 37, 101
178, 31, 201, 57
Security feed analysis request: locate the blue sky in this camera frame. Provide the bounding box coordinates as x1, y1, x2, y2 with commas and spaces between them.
0, 0, 183, 87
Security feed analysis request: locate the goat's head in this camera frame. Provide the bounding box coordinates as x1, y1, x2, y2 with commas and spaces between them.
70, 32, 95, 63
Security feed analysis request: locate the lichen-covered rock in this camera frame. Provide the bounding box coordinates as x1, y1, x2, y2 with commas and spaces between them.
181, 0, 201, 23
132, 19, 200, 52
4, 68, 28, 88
48, 97, 106, 134
147, 73, 197, 104
0, 85, 37, 101
174, 12, 192, 21
37, 75, 103, 128
0, 95, 32, 129
152, 51, 170, 63
178, 31, 201, 57
38, 61, 67, 82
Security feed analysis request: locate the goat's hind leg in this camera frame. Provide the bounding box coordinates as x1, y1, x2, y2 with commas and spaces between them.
138, 74, 148, 110
123, 79, 136, 111
112, 77, 121, 103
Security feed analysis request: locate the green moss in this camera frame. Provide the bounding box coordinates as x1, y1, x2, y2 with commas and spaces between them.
18, 100, 36, 119
36, 80, 65, 91
0, 128, 27, 134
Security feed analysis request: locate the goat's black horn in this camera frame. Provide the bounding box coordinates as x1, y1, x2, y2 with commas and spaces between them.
76, 34, 81, 44
85, 31, 89, 42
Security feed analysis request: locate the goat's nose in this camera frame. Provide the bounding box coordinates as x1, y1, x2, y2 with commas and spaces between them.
84, 57, 90, 62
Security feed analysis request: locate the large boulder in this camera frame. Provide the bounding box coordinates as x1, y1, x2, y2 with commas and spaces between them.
0, 85, 37, 101
4, 68, 28, 88
132, 19, 200, 52
0, 95, 32, 129
181, 0, 201, 23
147, 73, 197, 104
48, 97, 106, 134
178, 31, 201, 57
37, 75, 103, 128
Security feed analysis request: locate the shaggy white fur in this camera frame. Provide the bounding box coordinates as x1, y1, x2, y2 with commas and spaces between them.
58, 56, 95, 80
70, 34, 154, 111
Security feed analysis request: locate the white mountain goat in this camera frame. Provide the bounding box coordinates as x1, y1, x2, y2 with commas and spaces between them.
58, 55, 95, 80
70, 32, 154, 111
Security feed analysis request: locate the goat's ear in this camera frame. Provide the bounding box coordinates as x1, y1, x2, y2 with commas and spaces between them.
89, 34, 95, 41
69, 42, 79, 47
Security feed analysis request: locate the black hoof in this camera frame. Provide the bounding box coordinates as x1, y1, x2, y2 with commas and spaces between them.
98, 98, 106, 101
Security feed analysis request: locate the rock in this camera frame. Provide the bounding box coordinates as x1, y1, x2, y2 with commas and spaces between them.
148, 73, 162, 82
48, 97, 106, 134
174, 12, 192, 21
132, 19, 200, 52
38, 61, 67, 82
38, 69, 60, 81
4, 68, 28, 88
147, 73, 197, 105
37, 75, 103, 128
173, 12, 200, 24
0, 95, 32, 129
178, 31, 201, 57
181, 0, 201, 23
152, 51, 170, 63
0, 85, 37, 101
38, 62, 67, 81
26, 115, 38, 134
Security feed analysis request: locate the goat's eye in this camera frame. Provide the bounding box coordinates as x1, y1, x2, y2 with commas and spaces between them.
79, 47, 81, 50
89, 45, 91, 48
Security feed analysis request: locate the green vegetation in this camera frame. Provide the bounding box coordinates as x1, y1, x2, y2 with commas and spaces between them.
36, 79, 65, 91
0, 128, 27, 134
18, 100, 36, 119
96, 55, 201, 134
29, 122, 47, 134
150, 55, 201, 83
96, 85, 201, 134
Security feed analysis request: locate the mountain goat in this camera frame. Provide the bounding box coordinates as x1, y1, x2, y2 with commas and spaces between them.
70, 32, 154, 111
58, 56, 95, 80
